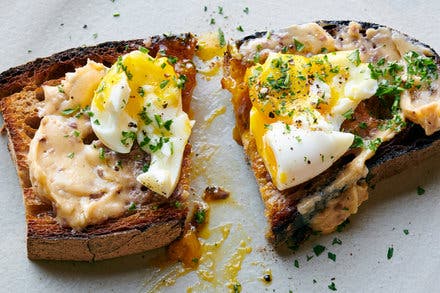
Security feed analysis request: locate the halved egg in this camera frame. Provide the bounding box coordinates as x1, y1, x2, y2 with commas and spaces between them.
247, 51, 378, 190
91, 50, 193, 197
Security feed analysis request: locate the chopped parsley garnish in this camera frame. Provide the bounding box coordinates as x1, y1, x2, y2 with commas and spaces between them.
148, 137, 168, 152
61, 106, 80, 116
313, 244, 326, 256
218, 28, 226, 47
332, 237, 342, 245
154, 114, 163, 127
93, 119, 101, 125
294, 38, 305, 52
350, 135, 364, 149
98, 147, 105, 160
336, 219, 350, 232
358, 122, 367, 129
194, 209, 206, 224
92, 33, 98, 39
417, 186, 425, 195
113, 12, 120, 17
72, 130, 80, 137
137, 87, 145, 97
176, 74, 187, 89
404, 51, 438, 84
243, 7, 249, 14
138, 107, 152, 125
120, 131, 136, 146
210, 18, 216, 25
367, 138, 382, 151
192, 257, 199, 264
138, 46, 149, 54
217, 6, 223, 14
163, 119, 173, 131
403, 229, 409, 235
174, 201, 182, 208
253, 51, 260, 64
116, 56, 133, 79
139, 136, 151, 148
236, 25, 244, 32
167, 56, 178, 64
342, 108, 354, 120
128, 202, 136, 211
160, 62, 166, 69
159, 79, 169, 89
328, 252, 336, 262
203, 6, 207, 12
67, 152, 75, 159
348, 49, 361, 66
306, 255, 314, 261
142, 164, 149, 172
328, 282, 337, 291
294, 259, 299, 268
57, 85, 65, 93
232, 283, 242, 293
387, 246, 394, 259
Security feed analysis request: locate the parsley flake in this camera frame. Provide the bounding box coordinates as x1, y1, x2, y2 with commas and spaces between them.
332, 237, 342, 245
138, 46, 149, 54
387, 246, 394, 259
313, 244, 326, 256
61, 106, 80, 116
294, 38, 305, 52
328, 252, 336, 262
328, 282, 337, 291
348, 49, 361, 66
417, 186, 425, 195
195, 209, 206, 224
218, 28, 226, 47
159, 79, 169, 89
128, 202, 136, 211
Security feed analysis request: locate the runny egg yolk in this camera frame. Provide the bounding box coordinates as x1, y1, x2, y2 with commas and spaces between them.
247, 51, 378, 190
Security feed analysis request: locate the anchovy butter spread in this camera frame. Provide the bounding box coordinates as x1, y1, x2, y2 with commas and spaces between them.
28, 115, 145, 230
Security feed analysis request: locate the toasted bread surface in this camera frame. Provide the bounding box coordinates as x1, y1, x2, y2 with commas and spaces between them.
0, 34, 197, 261
223, 21, 440, 246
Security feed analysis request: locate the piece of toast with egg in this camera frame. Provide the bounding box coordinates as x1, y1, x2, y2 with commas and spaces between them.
222, 21, 440, 247
0, 33, 197, 261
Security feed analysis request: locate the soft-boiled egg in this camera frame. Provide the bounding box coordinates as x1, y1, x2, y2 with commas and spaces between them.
91, 50, 193, 197
246, 50, 378, 190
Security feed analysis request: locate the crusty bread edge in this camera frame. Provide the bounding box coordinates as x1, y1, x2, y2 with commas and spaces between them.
28, 219, 182, 261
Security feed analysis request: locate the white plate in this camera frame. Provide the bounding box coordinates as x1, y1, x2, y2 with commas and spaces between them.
1, 1, 440, 292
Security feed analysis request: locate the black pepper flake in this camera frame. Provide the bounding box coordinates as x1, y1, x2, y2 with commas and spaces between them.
268, 112, 275, 118
128, 121, 138, 128
263, 274, 272, 282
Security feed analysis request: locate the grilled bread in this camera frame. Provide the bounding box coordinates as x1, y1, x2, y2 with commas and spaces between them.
0, 34, 197, 261
222, 21, 440, 247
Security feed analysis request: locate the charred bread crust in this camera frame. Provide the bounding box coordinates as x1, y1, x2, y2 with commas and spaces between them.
0, 33, 197, 261
225, 21, 440, 246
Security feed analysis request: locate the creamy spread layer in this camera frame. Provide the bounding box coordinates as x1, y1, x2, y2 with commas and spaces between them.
29, 50, 193, 230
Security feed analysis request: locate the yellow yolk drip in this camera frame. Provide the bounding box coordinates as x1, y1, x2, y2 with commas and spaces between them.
92, 51, 180, 118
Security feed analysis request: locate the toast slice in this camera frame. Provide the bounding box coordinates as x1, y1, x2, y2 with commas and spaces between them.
0, 34, 197, 261
222, 21, 440, 247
